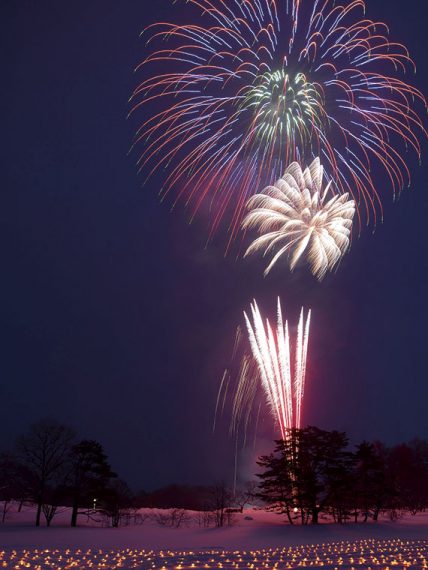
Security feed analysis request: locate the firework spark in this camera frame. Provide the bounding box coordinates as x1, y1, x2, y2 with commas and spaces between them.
243, 158, 355, 280
131, 0, 426, 244
239, 299, 311, 440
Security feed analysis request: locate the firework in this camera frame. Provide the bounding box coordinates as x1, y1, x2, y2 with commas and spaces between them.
243, 157, 355, 280
240, 299, 311, 439
131, 0, 426, 243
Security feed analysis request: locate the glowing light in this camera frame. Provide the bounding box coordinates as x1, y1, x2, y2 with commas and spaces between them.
243, 157, 355, 280
0, 539, 427, 569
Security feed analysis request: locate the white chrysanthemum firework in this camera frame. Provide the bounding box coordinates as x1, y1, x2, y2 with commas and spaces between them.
243, 158, 355, 280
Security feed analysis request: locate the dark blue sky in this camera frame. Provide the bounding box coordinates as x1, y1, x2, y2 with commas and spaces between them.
1, 1, 427, 490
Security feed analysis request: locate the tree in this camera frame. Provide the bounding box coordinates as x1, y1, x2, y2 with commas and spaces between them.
0, 453, 33, 523
324, 438, 355, 524
0, 453, 14, 523
210, 482, 233, 527
17, 419, 75, 526
233, 481, 259, 513
67, 440, 116, 527
99, 479, 134, 528
257, 446, 296, 524
408, 439, 428, 511
351, 441, 391, 522
388, 440, 428, 514
257, 427, 353, 524
41, 484, 68, 527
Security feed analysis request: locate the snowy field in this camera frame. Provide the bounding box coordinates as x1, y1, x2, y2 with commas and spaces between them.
1, 506, 428, 568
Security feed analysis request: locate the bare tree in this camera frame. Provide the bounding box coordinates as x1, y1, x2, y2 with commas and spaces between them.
17, 419, 75, 526
196, 507, 215, 528
233, 481, 258, 513
41, 485, 69, 527
211, 482, 233, 527
0, 453, 33, 523
153, 508, 191, 528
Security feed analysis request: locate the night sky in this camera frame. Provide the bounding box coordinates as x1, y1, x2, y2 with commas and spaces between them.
1, 1, 427, 491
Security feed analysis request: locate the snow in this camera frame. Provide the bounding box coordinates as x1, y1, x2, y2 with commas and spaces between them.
1, 505, 428, 568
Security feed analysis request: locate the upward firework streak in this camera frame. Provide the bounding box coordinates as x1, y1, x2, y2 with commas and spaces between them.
243, 299, 311, 439
132, 0, 426, 244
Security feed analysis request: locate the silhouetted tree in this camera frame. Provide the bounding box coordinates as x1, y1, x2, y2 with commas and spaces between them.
233, 481, 259, 513
0, 453, 34, 523
17, 419, 75, 526
257, 446, 296, 524
41, 484, 68, 527
100, 479, 134, 528
369, 442, 396, 521
258, 427, 353, 524
350, 441, 391, 522
67, 440, 116, 527
325, 440, 355, 524
408, 439, 428, 510
388, 440, 428, 514
211, 482, 233, 527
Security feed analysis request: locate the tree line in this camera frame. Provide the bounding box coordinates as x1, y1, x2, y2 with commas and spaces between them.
0, 418, 132, 527
0, 418, 249, 528
1, 420, 428, 528
257, 426, 428, 524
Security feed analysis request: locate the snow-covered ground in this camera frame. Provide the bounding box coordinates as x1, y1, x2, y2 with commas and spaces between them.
1, 505, 428, 568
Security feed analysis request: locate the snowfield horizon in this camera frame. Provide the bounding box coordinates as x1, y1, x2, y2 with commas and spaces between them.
1, 503, 428, 552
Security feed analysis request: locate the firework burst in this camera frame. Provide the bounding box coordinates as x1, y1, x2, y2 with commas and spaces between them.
131, 0, 426, 244
243, 157, 355, 280
226, 299, 311, 440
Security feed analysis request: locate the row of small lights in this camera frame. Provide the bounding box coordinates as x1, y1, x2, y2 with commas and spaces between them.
0, 539, 427, 569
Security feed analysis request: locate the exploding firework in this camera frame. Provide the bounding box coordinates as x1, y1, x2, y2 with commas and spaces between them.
227, 299, 311, 440
243, 157, 355, 280
131, 0, 426, 243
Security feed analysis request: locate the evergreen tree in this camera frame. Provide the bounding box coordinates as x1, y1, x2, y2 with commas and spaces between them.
352, 441, 390, 522
67, 440, 116, 527
257, 443, 296, 524
388, 440, 428, 514
100, 479, 134, 528
257, 427, 353, 524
